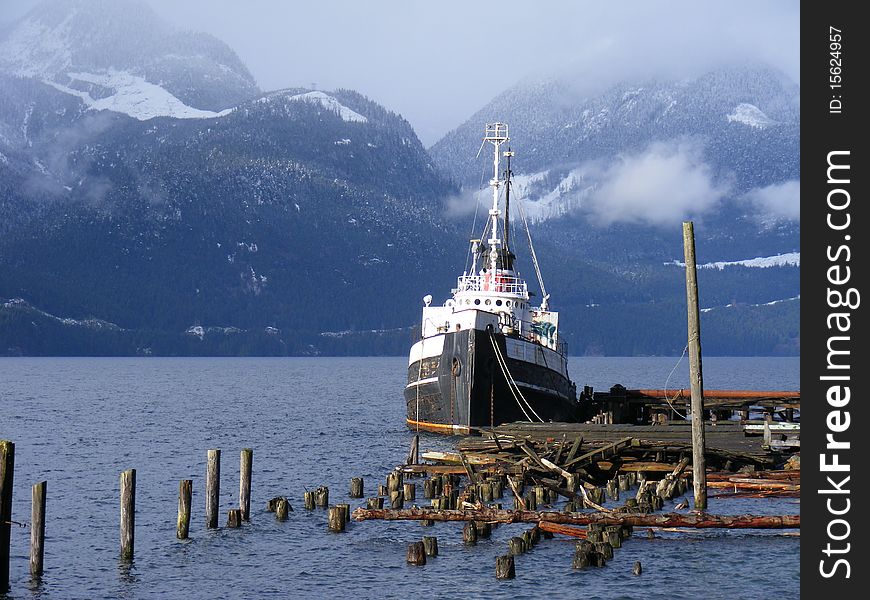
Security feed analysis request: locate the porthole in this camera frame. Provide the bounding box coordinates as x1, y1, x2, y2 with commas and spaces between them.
506, 300, 512, 307
495, 300, 502, 306
474, 299, 481, 305
485, 299, 492, 306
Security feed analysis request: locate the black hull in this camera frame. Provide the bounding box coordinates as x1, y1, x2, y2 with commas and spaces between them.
405, 329, 578, 434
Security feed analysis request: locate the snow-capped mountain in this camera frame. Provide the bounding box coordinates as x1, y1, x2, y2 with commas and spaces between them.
0, 0, 259, 115
431, 65, 800, 356
0, 1, 799, 356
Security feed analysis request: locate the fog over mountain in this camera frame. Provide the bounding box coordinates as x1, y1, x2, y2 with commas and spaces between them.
0, 0, 799, 356
0, 0, 800, 145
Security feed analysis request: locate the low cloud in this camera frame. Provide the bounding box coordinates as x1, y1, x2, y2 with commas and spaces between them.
584, 140, 729, 227
745, 179, 799, 221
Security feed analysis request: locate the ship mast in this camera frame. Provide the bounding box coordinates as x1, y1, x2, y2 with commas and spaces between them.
483, 122, 509, 274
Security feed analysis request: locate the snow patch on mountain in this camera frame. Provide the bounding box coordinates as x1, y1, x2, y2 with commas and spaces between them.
726, 103, 775, 129
701, 295, 800, 313
510, 170, 589, 222
259, 91, 367, 123
667, 252, 800, 270
47, 71, 233, 120
2, 297, 123, 330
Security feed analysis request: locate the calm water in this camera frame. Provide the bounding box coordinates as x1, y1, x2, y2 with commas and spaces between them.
1, 357, 799, 599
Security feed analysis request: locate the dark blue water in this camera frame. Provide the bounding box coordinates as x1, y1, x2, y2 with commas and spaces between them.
1, 357, 799, 599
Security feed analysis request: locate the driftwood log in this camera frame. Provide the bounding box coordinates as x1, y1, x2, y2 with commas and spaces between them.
351, 507, 799, 529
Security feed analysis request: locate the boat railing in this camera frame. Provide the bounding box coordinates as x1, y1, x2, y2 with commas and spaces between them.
454, 274, 528, 296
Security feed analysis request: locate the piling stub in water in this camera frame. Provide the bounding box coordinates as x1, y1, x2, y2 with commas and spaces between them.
633, 561, 643, 576
314, 486, 329, 508
508, 536, 526, 555
594, 541, 614, 560
304, 491, 315, 510
367, 497, 384, 510
403, 482, 416, 502
328, 506, 346, 532
267, 496, 290, 512
275, 498, 290, 521
572, 549, 590, 570
227, 509, 243, 528
350, 477, 364, 499
407, 542, 426, 565
463, 521, 478, 545
422, 536, 439, 557
496, 554, 516, 579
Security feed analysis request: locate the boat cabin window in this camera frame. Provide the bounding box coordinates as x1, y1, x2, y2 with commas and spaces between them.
485, 299, 491, 306
495, 300, 502, 306
474, 299, 481, 305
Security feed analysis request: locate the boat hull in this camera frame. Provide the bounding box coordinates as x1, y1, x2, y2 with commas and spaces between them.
405, 328, 578, 434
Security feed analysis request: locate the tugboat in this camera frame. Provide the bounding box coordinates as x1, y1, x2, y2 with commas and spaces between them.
405, 122, 578, 434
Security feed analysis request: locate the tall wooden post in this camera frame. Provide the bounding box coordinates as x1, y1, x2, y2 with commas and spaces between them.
30, 481, 47, 578
177, 480, 193, 539
682, 221, 708, 510
120, 469, 136, 561
0, 440, 14, 593
206, 449, 221, 529
239, 448, 252, 521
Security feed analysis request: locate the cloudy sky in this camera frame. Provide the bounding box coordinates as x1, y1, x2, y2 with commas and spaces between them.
1, 0, 800, 145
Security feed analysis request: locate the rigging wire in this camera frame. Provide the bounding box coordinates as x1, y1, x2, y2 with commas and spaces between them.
516, 198, 548, 308
662, 345, 689, 420
489, 333, 545, 422
464, 196, 482, 274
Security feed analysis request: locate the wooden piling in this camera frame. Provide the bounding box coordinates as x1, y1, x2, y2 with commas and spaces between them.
618, 474, 630, 492
572, 549, 590, 569
476, 521, 492, 539
390, 490, 404, 509
30, 481, 46, 578
594, 541, 614, 560
275, 498, 290, 520
423, 536, 439, 557
314, 486, 329, 508
496, 554, 516, 579
423, 478, 435, 499
350, 477, 364, 498
403, 482, 416, 502
534, 485, 545, 507
463, 521, 478, 545
328, 506, 346, 532
367, 497, 384, 510
633, 561, 643, 575
337, 503, 350, 524
206, 449, 221, 529
240, 448, 252, 521
176, 479, 192, 540
227, 509, 243, 528
508, 536, 526, 555
407, 541, 426, 565
606, 479, 619, 501
0, 440, 13, 592
683, 220, 708, 510
120, 469, 136, 561
408, 434, 420, 465
378, 484, 388, 496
